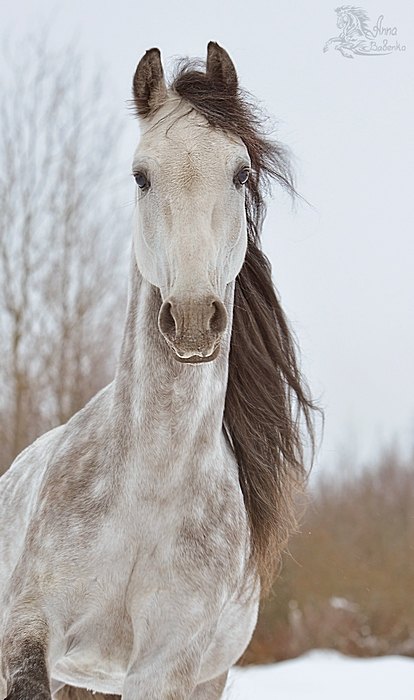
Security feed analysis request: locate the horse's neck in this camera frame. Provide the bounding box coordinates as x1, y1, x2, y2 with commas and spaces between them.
347, 15, 361, 36
112, 255, 234, 466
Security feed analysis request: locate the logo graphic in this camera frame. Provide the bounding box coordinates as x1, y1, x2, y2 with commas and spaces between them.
324, 6, 406, 58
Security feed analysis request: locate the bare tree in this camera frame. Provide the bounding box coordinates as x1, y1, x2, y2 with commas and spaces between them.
0, 34, 128, 473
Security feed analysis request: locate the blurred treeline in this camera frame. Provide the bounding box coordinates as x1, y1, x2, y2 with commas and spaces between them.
244, 448, 414, 664
0, 36, 128, 474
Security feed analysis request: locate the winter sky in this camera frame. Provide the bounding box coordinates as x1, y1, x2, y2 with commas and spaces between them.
2, 0, 413, 473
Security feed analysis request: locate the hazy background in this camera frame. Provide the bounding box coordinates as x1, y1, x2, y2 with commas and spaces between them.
1, 0, 413, 472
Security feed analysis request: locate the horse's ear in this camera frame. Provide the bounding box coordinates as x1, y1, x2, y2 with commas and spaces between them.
206, 42, 238, 95
133, 48, 167, 118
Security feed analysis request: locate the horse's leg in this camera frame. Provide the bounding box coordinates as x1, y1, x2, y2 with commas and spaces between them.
323, 37, 340, 51
53, 676, 227, 700
54, 685, 119, 700
190, 673, 228, 700
54, 675, 228, 700
1, 617, 51, 700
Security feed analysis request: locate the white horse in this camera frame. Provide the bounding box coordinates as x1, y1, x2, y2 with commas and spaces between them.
0, 43, 314, 700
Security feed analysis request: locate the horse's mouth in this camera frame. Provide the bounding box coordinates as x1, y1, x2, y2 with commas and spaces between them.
160, 327, 222, 364
173, 343, 221, 364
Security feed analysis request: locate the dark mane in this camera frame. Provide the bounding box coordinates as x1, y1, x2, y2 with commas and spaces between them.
171, 60, 318, 594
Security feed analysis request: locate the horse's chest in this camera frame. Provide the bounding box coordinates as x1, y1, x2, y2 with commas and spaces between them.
54, 497, 241, 691
123, 458, 244, 578
127, 491, 240, 596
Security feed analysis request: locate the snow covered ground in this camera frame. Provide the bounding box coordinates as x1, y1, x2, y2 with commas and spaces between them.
224, 650, 414, 699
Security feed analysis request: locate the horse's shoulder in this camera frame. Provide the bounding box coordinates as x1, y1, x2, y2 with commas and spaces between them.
0, 384, 114, 522
0, 423, 65, 500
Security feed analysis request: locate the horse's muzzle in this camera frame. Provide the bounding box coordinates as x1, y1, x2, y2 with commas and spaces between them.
158, 294, 227, 363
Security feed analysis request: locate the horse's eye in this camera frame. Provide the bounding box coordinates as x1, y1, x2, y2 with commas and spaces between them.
134, 172, 150, 190
235, 167, 250, 186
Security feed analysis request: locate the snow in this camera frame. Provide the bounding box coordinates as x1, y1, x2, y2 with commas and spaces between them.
329, 596, 360, 613
225, 650, 414, 699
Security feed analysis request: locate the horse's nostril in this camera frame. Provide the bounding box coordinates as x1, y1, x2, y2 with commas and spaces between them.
209, 299, 227, 335
159, 301, 176, 340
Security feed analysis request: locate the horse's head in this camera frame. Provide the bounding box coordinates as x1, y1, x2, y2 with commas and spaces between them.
336, 6, 353, 30
335, 6, 369, 34
131, 43, 249, 363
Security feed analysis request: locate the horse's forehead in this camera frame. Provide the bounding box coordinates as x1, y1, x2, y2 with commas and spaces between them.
136, 99, 245, 169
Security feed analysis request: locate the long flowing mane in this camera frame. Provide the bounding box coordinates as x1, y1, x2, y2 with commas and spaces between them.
171, 60, 317, 594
